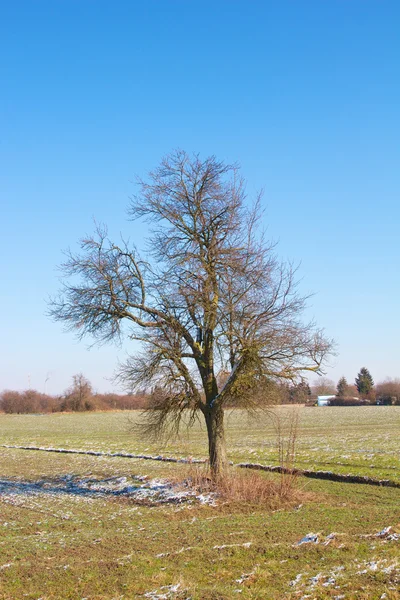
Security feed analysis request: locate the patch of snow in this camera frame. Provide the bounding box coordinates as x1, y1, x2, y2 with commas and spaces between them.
296, 533, 319, 545
143, 583, 184, 599
0, 475, 217, 506
213, 542, 252, 550
2, 444, 206, 465
289, 573, 303, 587
235, 565, 258, 585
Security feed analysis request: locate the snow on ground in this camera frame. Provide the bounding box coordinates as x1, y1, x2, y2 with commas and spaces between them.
288, 558, 399, 596
143, 583, 189, 599
0, 475, 217, 506
1, 444, 206, 464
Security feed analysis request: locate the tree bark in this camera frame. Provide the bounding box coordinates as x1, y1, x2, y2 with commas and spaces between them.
204, 404, 227, 479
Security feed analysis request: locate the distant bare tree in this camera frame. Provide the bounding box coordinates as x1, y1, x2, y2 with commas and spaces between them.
375, 378, 400, 405
311, 377, 336, 396
289, 381, 312, 404
62, 374, 93, 411
49, 151, 333, 477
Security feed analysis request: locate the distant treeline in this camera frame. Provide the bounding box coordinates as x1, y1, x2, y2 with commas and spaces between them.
0, 385, 298, 414
0, 375, 310, 415
2, 370, 399, 414
0, 374, 150, 414
0, 389, 150, 414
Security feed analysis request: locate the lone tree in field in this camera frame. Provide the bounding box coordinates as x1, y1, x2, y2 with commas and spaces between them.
50, 151, 332, 477
355, 367, 374, 398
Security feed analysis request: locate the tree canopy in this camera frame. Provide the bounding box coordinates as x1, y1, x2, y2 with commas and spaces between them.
50, 151, 333, 476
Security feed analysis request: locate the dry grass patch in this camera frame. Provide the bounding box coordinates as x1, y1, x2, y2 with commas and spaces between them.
176, 465, 308, 509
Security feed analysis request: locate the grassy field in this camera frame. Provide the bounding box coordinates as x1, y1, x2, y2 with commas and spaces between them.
0, 407, 399, 599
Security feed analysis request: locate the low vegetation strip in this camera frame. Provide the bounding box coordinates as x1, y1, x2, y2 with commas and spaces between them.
4, 443, 400, 489
238, 462, 400, 488
1, 444, 206, 464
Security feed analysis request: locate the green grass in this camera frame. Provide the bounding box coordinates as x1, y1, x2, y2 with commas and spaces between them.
1, 406, 399, 481
0, 407, 399, 599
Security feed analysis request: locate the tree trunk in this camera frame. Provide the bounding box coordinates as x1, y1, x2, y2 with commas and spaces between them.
204, 404, 227, 479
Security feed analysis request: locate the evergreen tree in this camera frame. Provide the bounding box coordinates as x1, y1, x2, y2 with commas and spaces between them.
336, 376, 349, 397
355, 367, 374, 397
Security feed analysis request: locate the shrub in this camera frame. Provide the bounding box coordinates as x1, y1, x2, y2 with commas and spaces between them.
180, 465, 304, 509
328, 396, 370, 406
0, 389, 56, 413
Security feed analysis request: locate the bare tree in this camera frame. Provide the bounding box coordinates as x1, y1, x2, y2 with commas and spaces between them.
49, 151, 333, 477
375, 378, 400, 405
62, 373, 93, 411
311, 377, 336, 396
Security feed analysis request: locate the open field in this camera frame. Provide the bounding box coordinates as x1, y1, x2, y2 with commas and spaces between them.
0, 407, 399, 599
1, 407, 399, 482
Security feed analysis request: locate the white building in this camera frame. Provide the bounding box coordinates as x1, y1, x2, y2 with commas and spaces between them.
317, 395, 335, 406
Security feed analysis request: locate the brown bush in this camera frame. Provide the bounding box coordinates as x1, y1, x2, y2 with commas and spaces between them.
93, 393, 150, 410
0, 389, 57, 413
217, 469, 301, 507
179, 465, 302, 509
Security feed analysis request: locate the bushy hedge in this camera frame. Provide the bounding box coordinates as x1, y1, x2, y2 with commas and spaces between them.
328, 397, 371, 406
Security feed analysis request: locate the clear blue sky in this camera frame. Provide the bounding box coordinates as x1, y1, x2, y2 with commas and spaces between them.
1, 1, 399, 394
